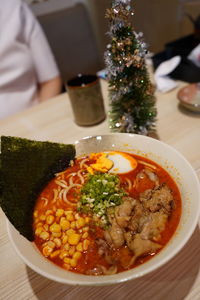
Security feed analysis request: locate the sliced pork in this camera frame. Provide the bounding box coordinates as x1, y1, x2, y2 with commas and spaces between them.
140, 183, 174, 214
104, 182, 174, 263
125, 233, 161, 258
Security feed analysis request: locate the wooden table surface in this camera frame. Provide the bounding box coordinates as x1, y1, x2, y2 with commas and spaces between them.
0, 80, 200, 300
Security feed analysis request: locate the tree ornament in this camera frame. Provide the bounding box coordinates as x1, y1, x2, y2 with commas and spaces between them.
105, 0, 157, 135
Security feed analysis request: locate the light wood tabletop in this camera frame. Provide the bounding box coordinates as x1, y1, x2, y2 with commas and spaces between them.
0, 80, 200, 300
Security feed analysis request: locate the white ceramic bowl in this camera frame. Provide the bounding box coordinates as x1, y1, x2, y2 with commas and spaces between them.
7, 134, 200, 286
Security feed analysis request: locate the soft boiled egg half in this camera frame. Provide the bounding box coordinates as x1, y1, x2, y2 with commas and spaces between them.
88, 151, 137, 174
106, 151, 137, 173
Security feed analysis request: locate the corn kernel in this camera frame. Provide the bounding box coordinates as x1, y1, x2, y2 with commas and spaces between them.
56, 209, 64, 217
68, 246, 76, 256
46, 241, 56, 249
33, 210, 38, 218
50, 250, 60, 258
66, 229, 75, 236
82, 232, 89, 239
43, 224, 49, 231
36, 222, 43, 227
60, 219, 70, 231
76, 217, 86, 229
70, 258, 77, 267
59, 217, 66, 227
52, 232, 62, 238
63, 263, 70, 270
40, 231, 50, 240
45, 210, 53, 216
62, 235, 68, 244
66, 213, 74, 222
40, 214, 46, 221
73, 251, 82, 260
68, 233, 81, 246
50, 223, 61, 233
42, 245, 53, 257
64, 210, 73, 216
76, 242, 83, 252
59, 251, 69, 259
54, 238, 61, 248
83, 239, 90, 251
46, 215, 55, 225
35, 227, 43, 236
70, 221, 76, 229
64, 257, 71, 264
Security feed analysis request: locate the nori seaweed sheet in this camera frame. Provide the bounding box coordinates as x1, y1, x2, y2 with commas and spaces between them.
0, 136, 76, 241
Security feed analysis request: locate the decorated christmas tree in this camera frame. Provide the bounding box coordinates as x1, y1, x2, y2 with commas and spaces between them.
105, 0, 157, 135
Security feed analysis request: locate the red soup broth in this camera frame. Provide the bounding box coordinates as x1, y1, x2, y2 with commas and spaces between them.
33, 152, 182, 275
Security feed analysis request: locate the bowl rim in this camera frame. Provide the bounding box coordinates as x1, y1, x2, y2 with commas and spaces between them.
6, 133, 200, 286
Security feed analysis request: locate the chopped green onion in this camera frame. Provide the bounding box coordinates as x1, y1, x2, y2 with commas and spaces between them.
78, 173, 126, 226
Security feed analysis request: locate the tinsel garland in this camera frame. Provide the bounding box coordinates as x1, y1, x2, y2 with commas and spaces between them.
105, 0, 157, 135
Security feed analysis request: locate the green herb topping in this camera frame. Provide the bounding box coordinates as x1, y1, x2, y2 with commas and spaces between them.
78, 173, 126, 226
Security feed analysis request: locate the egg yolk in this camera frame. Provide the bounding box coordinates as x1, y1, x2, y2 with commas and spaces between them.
87, 153, 114, 174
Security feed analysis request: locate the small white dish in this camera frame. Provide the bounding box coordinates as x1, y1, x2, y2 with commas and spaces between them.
177, 83, 200, 112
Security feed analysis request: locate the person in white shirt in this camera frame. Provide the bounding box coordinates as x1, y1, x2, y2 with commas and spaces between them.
0, 0, 62, 119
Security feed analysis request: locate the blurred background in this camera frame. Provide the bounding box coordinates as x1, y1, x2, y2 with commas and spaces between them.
26, 0, 200, 82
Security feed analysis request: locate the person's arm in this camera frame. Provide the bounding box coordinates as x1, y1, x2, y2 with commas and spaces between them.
38, 76, 62, 102
21, 3, 62, 102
